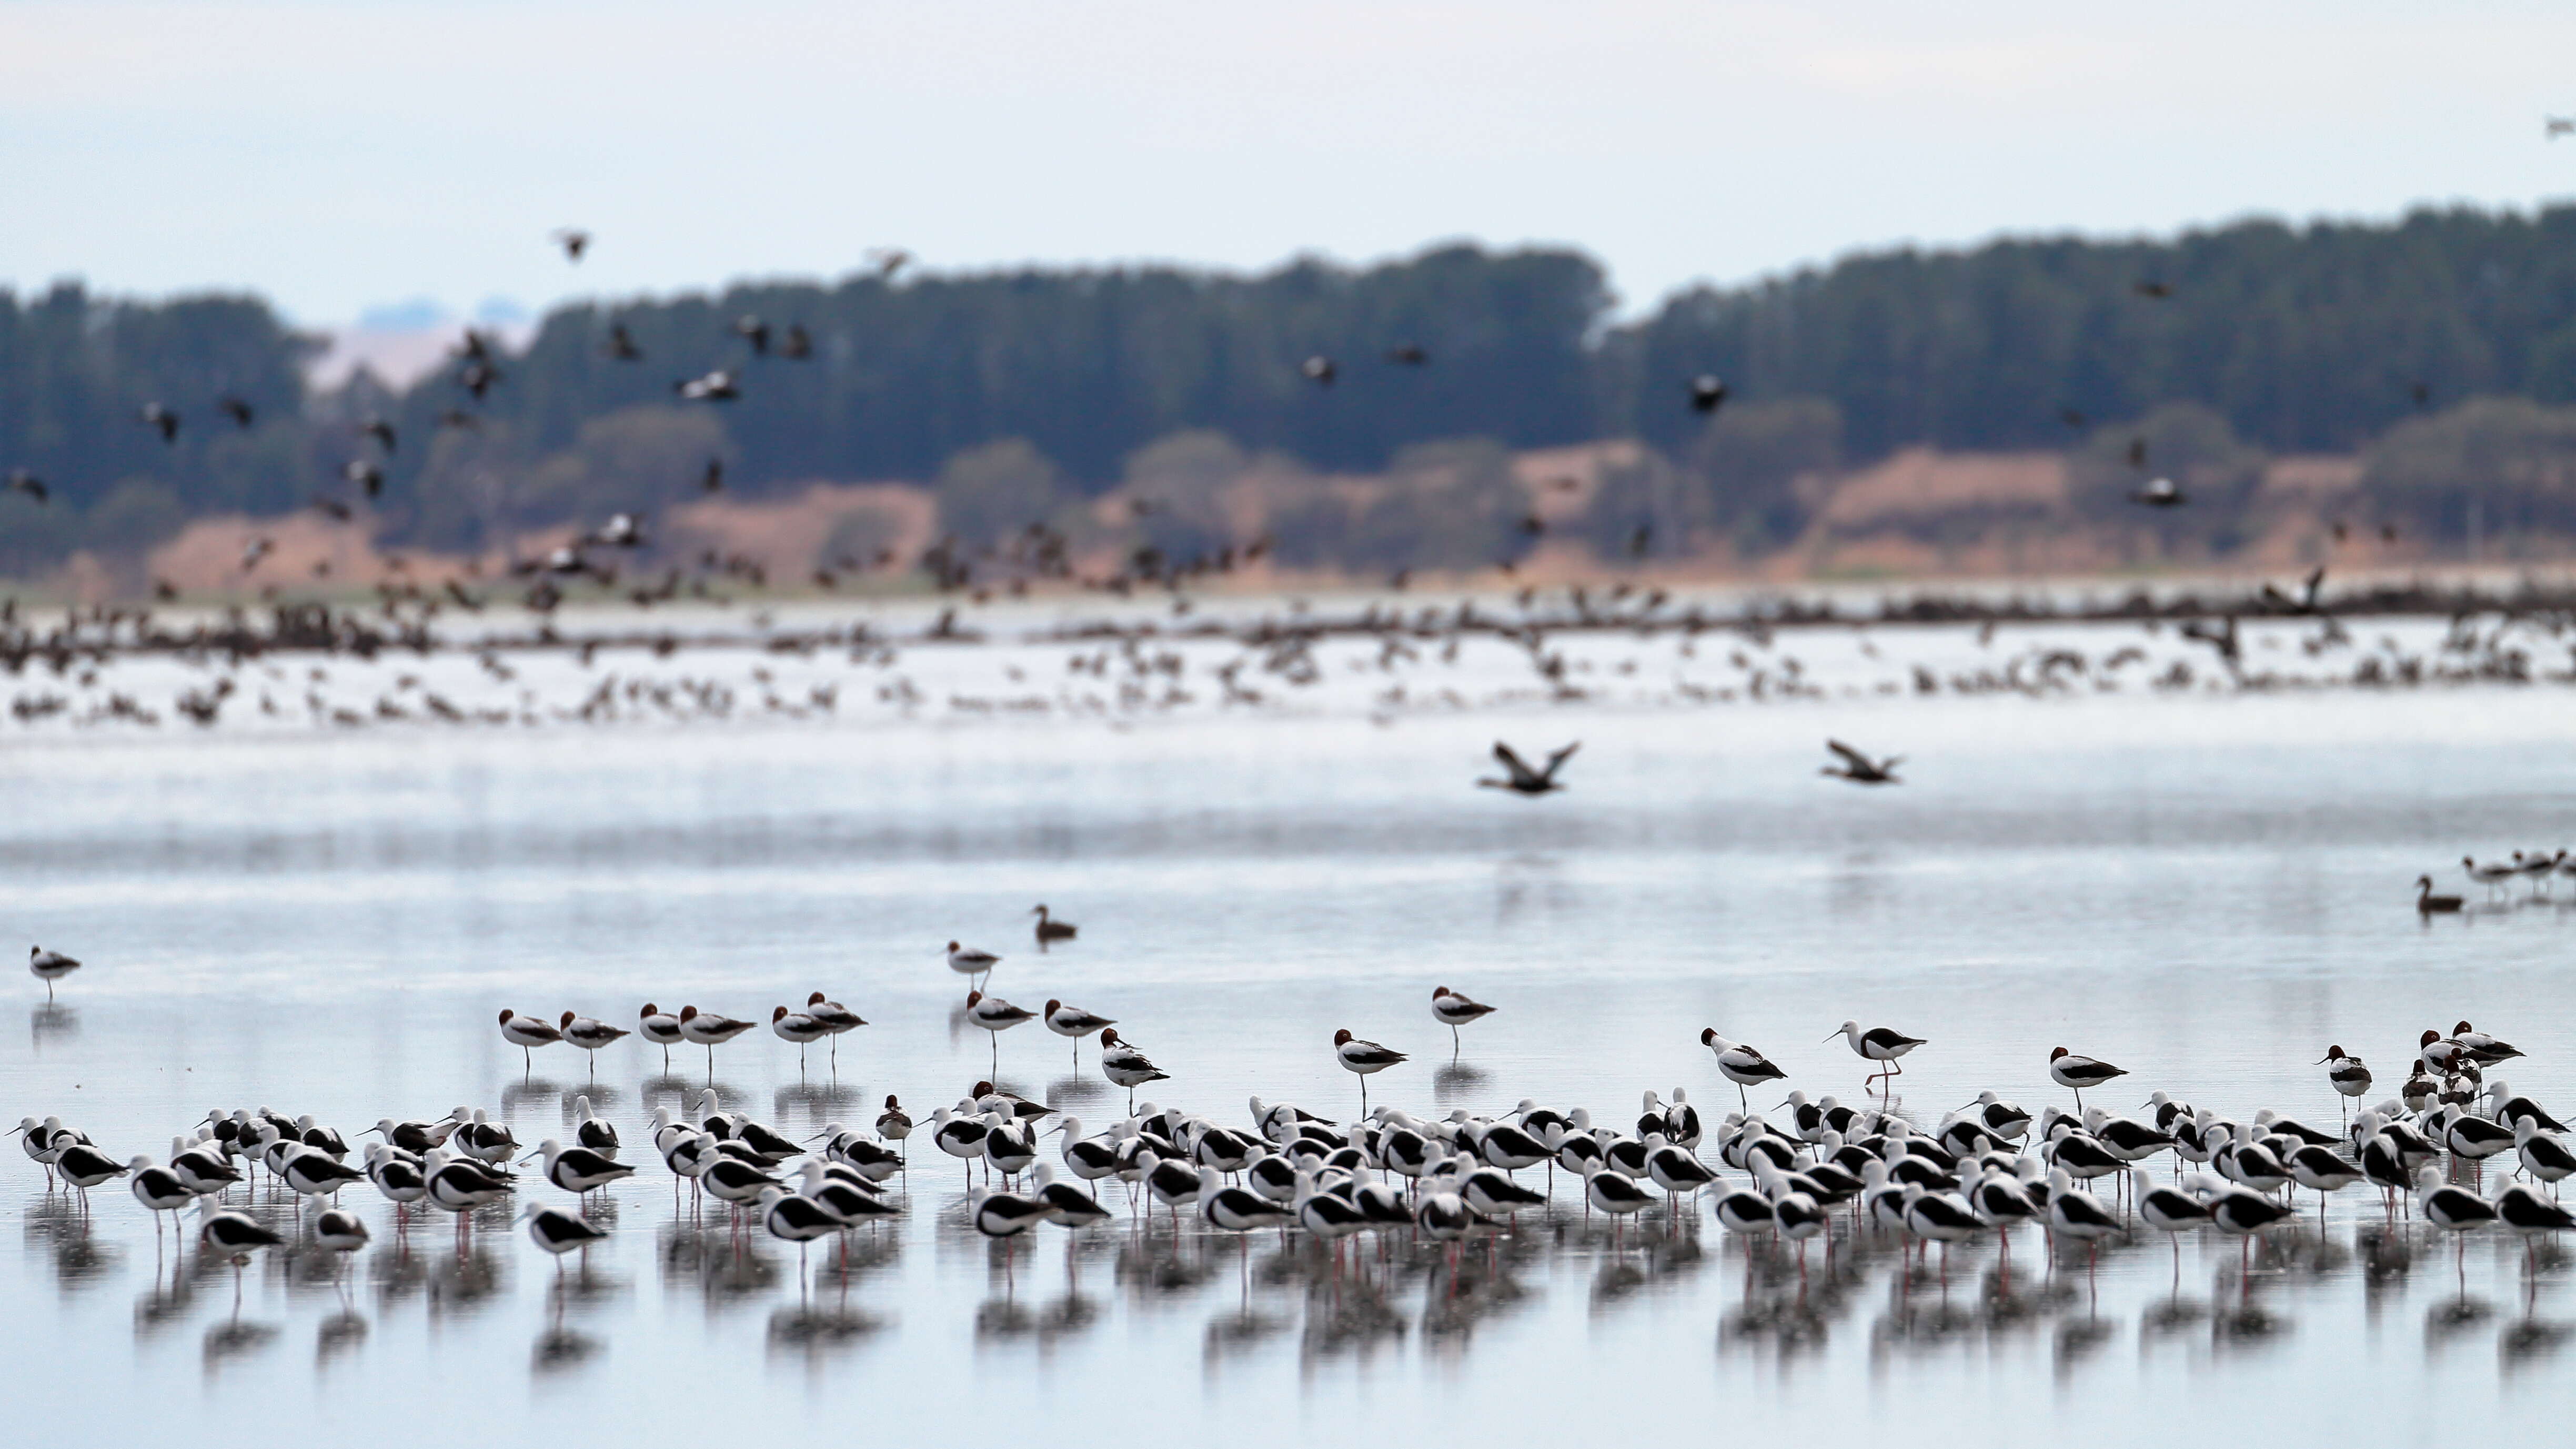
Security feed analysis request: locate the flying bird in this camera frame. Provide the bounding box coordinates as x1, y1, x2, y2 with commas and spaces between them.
141, 402, 179, 442
217, 396, 256, 428
676, 370, 740, 402
605, 323, 643, 361
4, 469, 44, 504
552, 228, 591, 262
2133, 279, 2172, 298
2130, 476, 2184, 507
360, 417, 397, 451
867, 247, 912, 278
779, 324, 813, 360
1477, 740, 1578, 796
2549, 116, 2575, 139
1385, 344, 1428, 365
700, 458, 726, 492
2259, 565, 2326, 615
1301, 355, 1337, 387
733, 315, 770, 355
1688, 375, 1728, 414
344, 460, 384, 497
1820, 739, 1900, 785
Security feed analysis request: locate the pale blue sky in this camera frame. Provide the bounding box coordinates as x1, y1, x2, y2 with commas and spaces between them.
6, 1, 2575, 326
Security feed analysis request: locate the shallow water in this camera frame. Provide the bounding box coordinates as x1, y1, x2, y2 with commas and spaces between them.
6, 618, 2576, 1444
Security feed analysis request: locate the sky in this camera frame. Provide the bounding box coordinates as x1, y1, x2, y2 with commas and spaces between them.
7, 1, 2576, 329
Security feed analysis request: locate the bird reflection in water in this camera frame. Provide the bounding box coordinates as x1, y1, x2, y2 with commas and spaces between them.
24, 1194, 119, 1290
660, 1221, 779, 1307
2501, 1314, 2575, 1374
315, 1310, 368, 1367
202, 1319, 279, 1374
2052, 1312, 2116, 1376
501, 1078, 566, 1118
30, 1003, 77, 1046
1492, 853, 1573, 928
2424, 1293, 2495, 1352
424, 1239, 510, 1320
1432, 1060, 1491, 1106
531, 1325, 603, 1374
1047, 1075, 1110, 1111
772, 1082, 862, 1128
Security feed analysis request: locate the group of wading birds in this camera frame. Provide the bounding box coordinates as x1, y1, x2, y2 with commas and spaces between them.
19, 924, 2576, 1295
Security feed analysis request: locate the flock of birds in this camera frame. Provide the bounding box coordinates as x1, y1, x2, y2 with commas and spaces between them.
21, 905, 2576, 1304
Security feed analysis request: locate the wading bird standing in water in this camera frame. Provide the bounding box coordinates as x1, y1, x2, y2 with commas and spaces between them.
1430, 987, 1496, 1054
1479, 741, 1578, 796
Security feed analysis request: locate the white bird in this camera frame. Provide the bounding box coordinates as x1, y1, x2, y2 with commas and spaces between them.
521, 1138, 635, 1198
2047, 1047, 2128, 1110
497, 1009, 562, 1071
571, 1095, 617, 1157
962, 991, 1035, 1072
557, 1011, 629, 1079
676, 1006, 754, 1078
802, 992, 867, 1070
28, 945, 79, 1001
1043, 999, 1115, 1068
1700, 1030, 1788, 1112
1332, 1028, 1407, 1114
1430, 987, 1496, 1052
947, 940, 999, 988
965, 1185, 1049, 1239
637, 1003, 683, 1071
523, 1203, 608, 1268
1829, 1020, 1925, 1092
770, 1005, 828, 1074
314, 1207, 370, 1263
1098, 1029, 1170, 1110
1029, 1163, 1114, 1227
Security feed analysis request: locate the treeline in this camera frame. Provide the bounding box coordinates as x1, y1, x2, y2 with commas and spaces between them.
17, 204, 2576, 575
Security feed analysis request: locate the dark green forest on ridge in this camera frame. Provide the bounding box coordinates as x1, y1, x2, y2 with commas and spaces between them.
14, 203, 2576, 574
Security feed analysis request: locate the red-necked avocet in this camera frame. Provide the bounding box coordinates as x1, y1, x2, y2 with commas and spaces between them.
638, 1004, 683, 1071
803, 992, 867, 1070
962, 992, 1035, 1072
558, 1011, 629, 1079
1829, 1021, 1924, 1093
1097, 1030, 1170, 1111
2047, 1047, 2127, 1110
1332, 1029, 1407, 1114
770, 1005, 827, 1075
28, 945, 79, 1001
1043, 1000, 1115, 1068
1430, 987, 1496, 1053
947, 941, 999, 989
677, 1006, 754, 1079
498, 1010, 563, 1072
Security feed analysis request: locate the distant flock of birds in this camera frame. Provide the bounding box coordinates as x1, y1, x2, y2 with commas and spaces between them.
21, 908, 2576, 1292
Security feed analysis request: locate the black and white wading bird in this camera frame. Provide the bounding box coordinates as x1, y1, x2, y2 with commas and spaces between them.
963, 991, 1035, 1072
497, 1009, 563, 1072
1333, 1029, 1407, 1114
2049, 1047, 2128, 1110
1430, 987, 1496, 1053
1700, 1031, 1787, 1111
1099, 1029, 1170, 1110
1044, 999, 1115, 1067
947, 941, 999, 989
1830, 1021, 1925, 1092
28, 945, 79, 1000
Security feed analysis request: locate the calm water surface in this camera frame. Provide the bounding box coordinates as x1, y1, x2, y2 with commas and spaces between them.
6, 621, 2576, 1445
